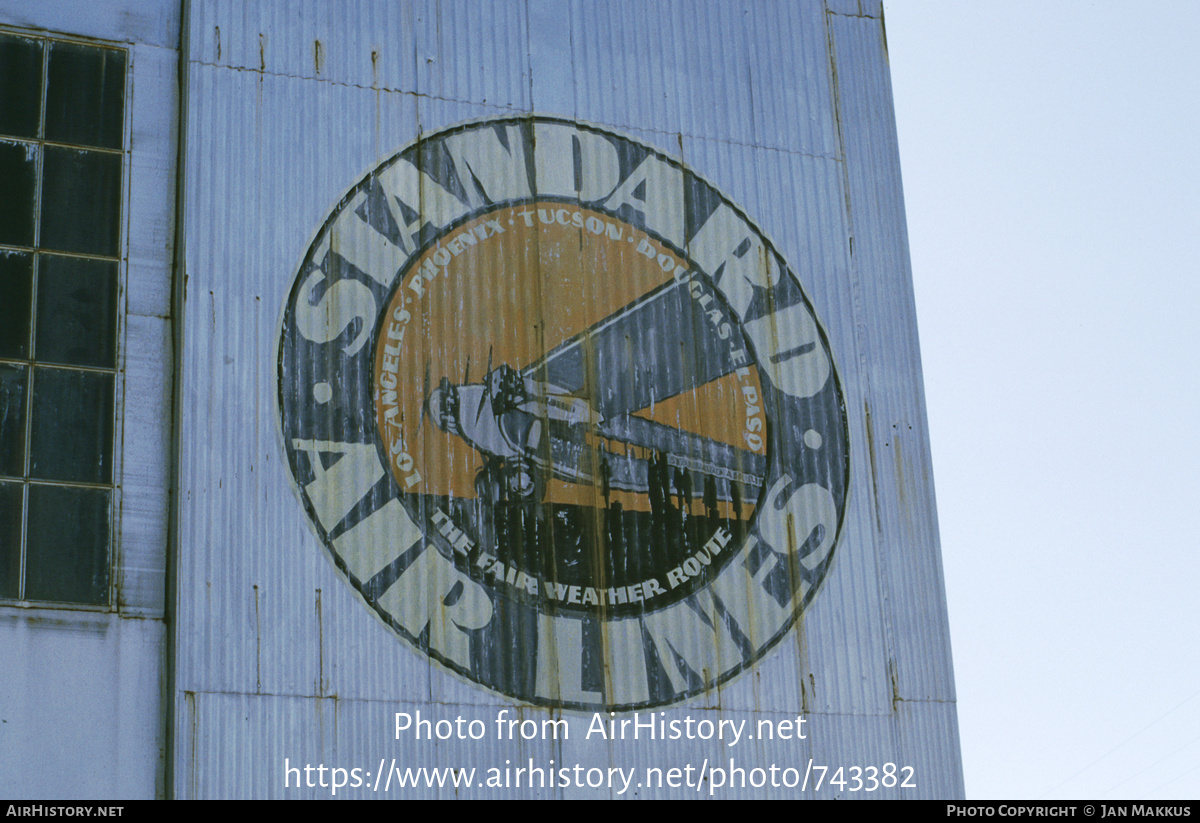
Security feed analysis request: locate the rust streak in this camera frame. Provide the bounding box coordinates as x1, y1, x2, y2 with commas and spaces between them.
316, 587, 324, 696
864, 401, 882, 532
185, 690, 198, 799
253, 584, 262, 693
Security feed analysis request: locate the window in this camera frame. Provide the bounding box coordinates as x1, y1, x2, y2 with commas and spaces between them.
0, 31, 126, 605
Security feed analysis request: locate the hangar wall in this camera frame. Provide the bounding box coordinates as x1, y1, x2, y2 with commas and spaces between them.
0, 0, 962, 799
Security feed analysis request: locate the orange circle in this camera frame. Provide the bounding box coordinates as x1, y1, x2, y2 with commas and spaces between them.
374, 203, 764, 514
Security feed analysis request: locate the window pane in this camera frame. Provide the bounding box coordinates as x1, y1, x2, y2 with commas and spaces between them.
25, 484, 109, 604
0, 481, 21, 599
0, 140, 37, 248
0, 35, 127, 609
35, 254, 118, 368
29, 368, 114, 484
0, 251, 34, 358
0, 34, 43, 140
44, 42, 125, 150
0, 364, 28, 478
40, 146, 122, 257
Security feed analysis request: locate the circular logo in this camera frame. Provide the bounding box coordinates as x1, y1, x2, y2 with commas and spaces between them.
278, 117, 848, 710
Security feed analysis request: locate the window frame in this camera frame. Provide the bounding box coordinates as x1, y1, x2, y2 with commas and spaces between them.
0, 26, 131, 611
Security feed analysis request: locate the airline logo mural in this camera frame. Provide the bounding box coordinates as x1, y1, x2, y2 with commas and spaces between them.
277, 117, 848, 710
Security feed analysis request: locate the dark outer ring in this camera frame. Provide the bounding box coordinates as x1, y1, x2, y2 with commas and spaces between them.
277, 116, 851, 711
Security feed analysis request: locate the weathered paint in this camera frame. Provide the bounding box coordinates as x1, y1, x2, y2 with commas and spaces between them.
276, 116, 850, 712
169, 0, 960, 797
0, 0, 960, 800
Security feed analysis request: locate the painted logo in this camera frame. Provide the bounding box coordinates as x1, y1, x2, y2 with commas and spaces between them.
278, 117, 848, 710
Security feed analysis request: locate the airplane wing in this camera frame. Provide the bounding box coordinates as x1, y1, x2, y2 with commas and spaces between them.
521, 278, 743, 421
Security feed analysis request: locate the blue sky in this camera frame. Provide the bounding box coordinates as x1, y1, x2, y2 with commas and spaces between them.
883, 0, 1200, 799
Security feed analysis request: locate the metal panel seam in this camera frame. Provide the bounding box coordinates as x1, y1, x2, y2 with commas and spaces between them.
164, 0, 190, 800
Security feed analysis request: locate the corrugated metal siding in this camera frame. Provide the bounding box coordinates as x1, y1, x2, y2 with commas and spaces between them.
189, 0, 531, 112
828, 10, 957, 707
563, 0, 839, 158
173, 0, 961, 798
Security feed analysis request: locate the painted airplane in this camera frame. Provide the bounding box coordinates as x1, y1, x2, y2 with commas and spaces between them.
427, 278, 768, 504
